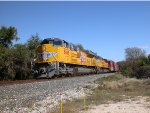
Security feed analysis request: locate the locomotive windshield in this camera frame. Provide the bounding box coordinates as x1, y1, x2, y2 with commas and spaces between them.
41, 39, 53, 44
41, 39, 49, 44
53, 39, 62, 46
41, 38, 63, 46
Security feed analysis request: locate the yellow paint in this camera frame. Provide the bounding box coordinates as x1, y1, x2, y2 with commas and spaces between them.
36, 43, 109, 69
60, 95, 62, 113
83, 92, 86, 111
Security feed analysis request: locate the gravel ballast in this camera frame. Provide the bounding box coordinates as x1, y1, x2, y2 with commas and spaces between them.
0, 73, 114, 113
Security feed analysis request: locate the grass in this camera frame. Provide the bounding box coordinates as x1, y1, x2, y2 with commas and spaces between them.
48, 100, 83, 113
47, 74, 150, 113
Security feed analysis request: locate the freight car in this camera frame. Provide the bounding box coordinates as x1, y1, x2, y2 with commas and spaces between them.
33, 38, 118, 78
108, 60, 119, 72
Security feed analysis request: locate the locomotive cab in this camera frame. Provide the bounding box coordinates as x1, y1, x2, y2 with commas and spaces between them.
34, 38, 63, 78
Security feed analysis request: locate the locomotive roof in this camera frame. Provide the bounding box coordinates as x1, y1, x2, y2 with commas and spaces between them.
43, 38, 106, 60
85, 50, 97, 56
44, 38, 62, 41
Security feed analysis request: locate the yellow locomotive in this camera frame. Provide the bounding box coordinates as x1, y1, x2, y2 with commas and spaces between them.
34, 38, 110, 78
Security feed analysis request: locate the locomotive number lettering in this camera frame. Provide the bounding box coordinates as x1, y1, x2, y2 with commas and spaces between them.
64, 49, 69, 55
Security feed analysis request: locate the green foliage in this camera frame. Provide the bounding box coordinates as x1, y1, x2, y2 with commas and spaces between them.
26, 33, 41, 58
135, 56, 149, 66
27, 33, 41, 51
95, 74, 122, 83
13, 44, 31, 79
0, 26, 19, 47
148, 54, 150, 63
0, 26, 40, 80
0, 45, 15, 79
119, 47, 150, 78
117, 61, 127, 75
0, 43, 32, 80
136, 65, 150, 78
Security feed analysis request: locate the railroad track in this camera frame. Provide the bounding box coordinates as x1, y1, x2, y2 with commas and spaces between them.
0, 73, 111, 86
0, 78, 50, 86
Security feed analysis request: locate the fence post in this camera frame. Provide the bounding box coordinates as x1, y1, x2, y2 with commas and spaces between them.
83, 92, 86, 111
60, 94, 62, 113
81, 91, 86, 111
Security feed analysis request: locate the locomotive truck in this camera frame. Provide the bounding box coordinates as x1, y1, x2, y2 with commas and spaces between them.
33, 38, 118, 78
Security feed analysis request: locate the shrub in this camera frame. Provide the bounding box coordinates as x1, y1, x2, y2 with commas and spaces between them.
136, 65, 150, 78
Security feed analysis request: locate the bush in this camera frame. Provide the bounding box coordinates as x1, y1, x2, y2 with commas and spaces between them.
118, 56, 150, 78
0, 44, 32, 80
0, 45, 15, 80
0, 26, 40, 80
136, 65, 150, 78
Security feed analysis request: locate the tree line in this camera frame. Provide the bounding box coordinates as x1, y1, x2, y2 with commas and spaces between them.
0, 26, 41, 80
118, 47, 150, 78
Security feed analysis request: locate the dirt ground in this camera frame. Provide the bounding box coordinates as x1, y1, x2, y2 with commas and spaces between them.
82, 96, 150, 113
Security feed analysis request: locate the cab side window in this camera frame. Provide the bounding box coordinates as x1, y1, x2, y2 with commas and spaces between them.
70, 44, 74, 50
63, 41, 70, 48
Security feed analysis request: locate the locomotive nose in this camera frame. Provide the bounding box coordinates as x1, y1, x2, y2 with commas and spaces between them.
36, 44, 53, 62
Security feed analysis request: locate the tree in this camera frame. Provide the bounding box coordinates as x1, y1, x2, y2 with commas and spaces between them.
0, 26, 19, 47
13, 44, 31, 79
26, 33, 41, 58
0, 45, 15, 79
119, 47, 150, 78
125, 47, 146, 61
148, 54, 150, 64
27, 33, 41, 50
136, 56, 149, 66
0, 43, 32, 80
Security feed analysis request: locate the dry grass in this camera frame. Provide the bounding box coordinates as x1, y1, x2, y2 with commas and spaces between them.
47, 100, 84, 113
47, 74, 150, 113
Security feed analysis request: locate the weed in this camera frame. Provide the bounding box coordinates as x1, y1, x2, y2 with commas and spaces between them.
48, 74, 150, 113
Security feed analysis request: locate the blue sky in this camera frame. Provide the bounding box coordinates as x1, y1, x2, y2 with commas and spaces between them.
0, 1, 150, 61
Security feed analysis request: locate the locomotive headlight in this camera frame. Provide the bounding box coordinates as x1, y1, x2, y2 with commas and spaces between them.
42, 45, 46, 51
44, 46, 46, 51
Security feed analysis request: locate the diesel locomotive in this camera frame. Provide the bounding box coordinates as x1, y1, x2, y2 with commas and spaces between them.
34, 38, 119, 78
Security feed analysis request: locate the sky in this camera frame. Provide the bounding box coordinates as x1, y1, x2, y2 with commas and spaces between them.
0, 1, 150, 62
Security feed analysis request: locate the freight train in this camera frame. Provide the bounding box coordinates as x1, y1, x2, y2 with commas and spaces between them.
33, 38, 119, 78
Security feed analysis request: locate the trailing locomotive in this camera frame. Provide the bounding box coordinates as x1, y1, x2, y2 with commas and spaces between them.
34, 38, 118, 78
